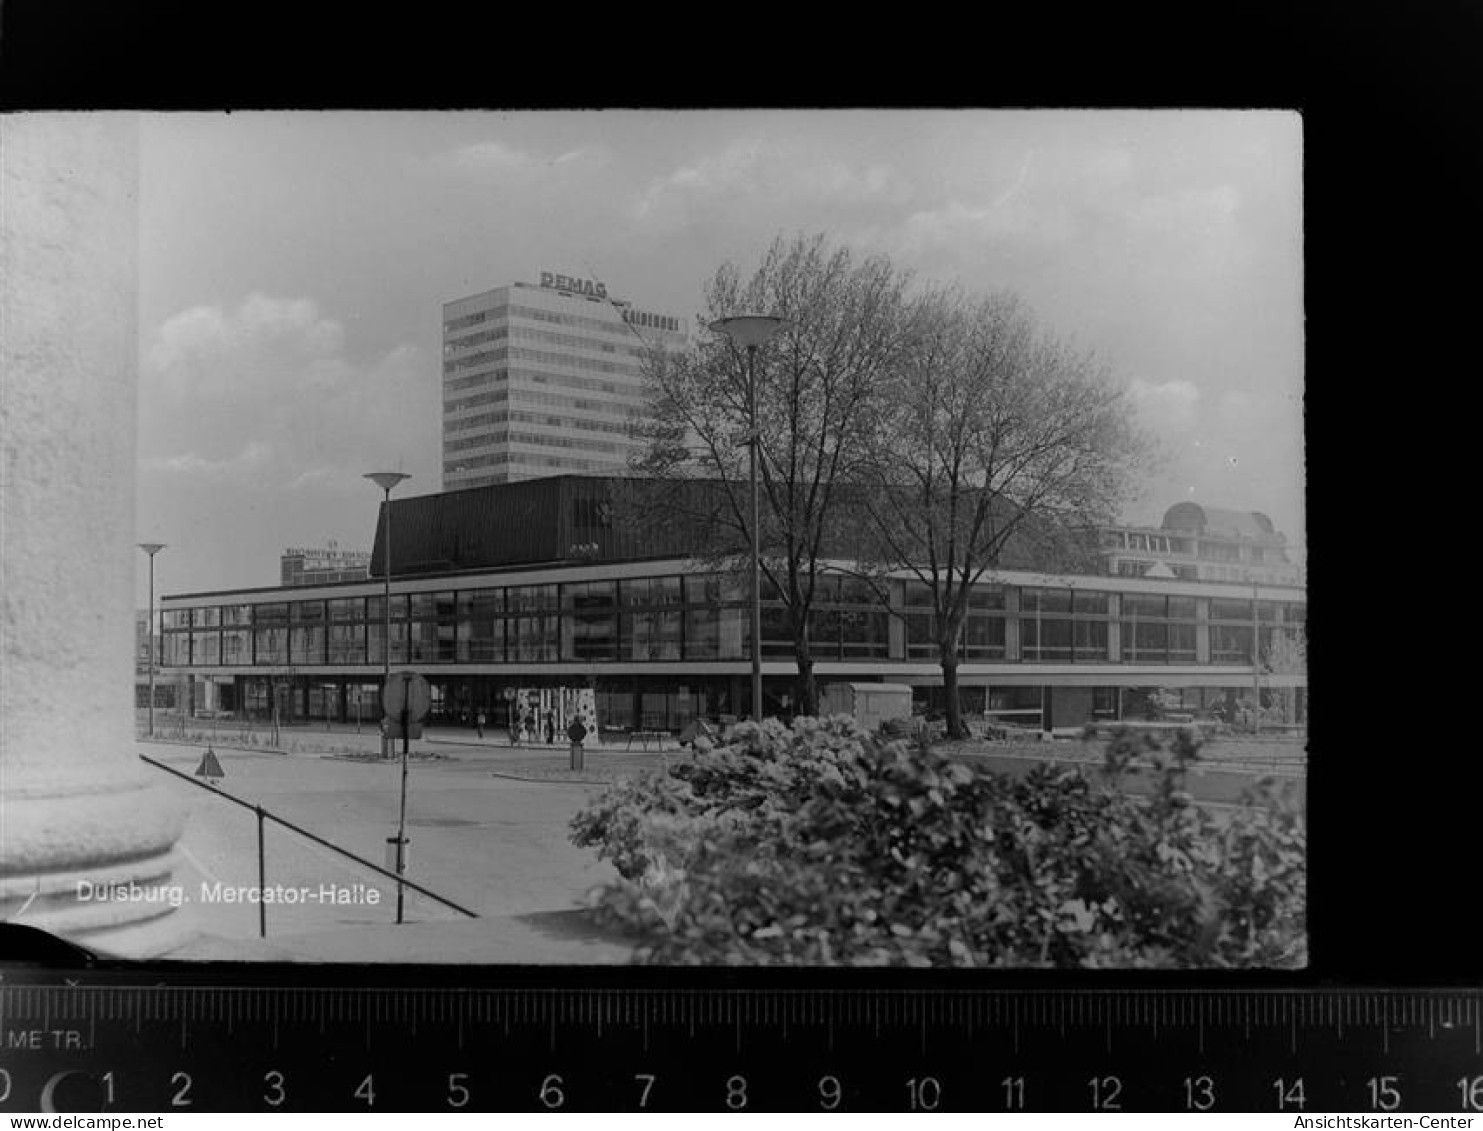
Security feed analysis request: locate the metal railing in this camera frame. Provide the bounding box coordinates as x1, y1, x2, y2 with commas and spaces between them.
139, 753, 478, 937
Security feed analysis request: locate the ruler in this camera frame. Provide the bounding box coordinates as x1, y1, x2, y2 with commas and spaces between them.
1, 978, 1481, 1112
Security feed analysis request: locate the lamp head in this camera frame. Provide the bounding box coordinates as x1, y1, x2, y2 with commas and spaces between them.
709, 314, 790, 350
138, 542, 166, 557
364, 472, 412, 494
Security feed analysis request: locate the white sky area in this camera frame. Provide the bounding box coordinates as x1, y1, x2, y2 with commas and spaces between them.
134, 110, 1304, 604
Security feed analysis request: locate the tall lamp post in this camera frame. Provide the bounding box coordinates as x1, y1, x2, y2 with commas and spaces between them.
365, 472, 410, 760
138, 543, 166, 738
709, 315, 788, 722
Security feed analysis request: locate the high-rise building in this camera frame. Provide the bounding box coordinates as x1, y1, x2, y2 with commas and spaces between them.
442, 271, 689, 491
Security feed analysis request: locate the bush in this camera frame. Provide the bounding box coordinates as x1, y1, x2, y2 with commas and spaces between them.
569, 716, 1305, 967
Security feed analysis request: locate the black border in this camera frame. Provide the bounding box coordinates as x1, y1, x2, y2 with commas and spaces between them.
1, 0, 1477, 995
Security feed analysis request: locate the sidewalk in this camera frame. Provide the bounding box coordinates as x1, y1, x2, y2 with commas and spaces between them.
139, 716, 689, 760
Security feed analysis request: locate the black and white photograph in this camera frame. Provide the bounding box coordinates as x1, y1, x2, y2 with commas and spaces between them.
3, 109, 1306, 970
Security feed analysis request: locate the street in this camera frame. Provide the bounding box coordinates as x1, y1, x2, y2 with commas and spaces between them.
137, 738, 633, 963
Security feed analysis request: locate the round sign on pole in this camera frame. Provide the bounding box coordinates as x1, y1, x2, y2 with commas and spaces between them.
382, 672, 433, 721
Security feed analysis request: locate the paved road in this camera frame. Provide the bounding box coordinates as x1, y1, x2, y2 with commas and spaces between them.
137, 740, 631, 963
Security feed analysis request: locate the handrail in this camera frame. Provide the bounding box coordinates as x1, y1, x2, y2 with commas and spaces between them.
139, 753, 478, 919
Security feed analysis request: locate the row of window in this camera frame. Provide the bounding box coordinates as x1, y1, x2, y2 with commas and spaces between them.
445, 410, 637, 445
444, 326, 651, 370
161, 613, 1300, 668
164, 581, 1302, 629
161, 579, 1303, 668
444, 363, 646, 400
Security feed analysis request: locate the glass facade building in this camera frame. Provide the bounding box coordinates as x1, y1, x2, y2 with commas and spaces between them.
442, 275, 688, 491
159, 560, 1306, 734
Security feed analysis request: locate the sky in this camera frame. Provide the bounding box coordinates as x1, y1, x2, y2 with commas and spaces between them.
135, 109, 1304, 604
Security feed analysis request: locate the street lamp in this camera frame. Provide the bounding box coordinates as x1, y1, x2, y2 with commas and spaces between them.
709, 315, 789, 722
365, 472, 410, 760
138, 543, 166, 738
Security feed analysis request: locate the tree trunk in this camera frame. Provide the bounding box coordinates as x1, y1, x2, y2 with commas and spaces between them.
796, 660, 818, 718
941, 650, 965, 739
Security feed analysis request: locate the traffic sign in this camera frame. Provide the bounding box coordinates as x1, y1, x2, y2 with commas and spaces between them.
382, 672, 431, 721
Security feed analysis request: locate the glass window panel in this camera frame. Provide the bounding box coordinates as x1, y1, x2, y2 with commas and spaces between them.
164, 633, 190, 665
507, 584, 558, 613
328, 624, 364, 664
254, 627, 287, 665
684, 606, 720, 660
968, 585, 1006, 610
1023, 618, 1072, 661
1023, 588, 1072, 614
221, 604, 253, 626
809, 609, 841, 661
906, 611, 936, 660
328, 598, 363, 622
1211, 624, 1253, 663
1168, 596, 1198, 620
255, 602, 289, 625
1169, 623, 1197, 661
836, 577, 878, 606
457, 588, 504, 617
221, 629, 252, 665
289, 625, 324, 664
197, 606, 221, 628
1073, 591, 1108, 615
623, 610, 682, 661
1073, 618, 1107, 659
1210, 598, 1253, 622
962, 614, 1005, 660
761, 605, 792, 659
190, 632, 220, 665
1122, 594, 1167, 618
903, 581, 934, 609
988, 686, 1042, 712
291, 600, 325, 623
457, 615, 502, 662
508, 615, 557, 662
684, 574, 722, 605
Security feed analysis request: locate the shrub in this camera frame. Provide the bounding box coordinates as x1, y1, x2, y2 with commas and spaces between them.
569, 716, 1305, 968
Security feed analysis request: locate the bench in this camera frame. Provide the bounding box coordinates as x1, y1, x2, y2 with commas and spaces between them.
625, 729, 670, 751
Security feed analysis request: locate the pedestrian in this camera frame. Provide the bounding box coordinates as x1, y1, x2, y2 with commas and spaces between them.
476, 710, 485, 739
545, 709, 556, 745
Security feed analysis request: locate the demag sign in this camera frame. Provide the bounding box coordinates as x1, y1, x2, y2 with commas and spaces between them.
540, 270, 607, 299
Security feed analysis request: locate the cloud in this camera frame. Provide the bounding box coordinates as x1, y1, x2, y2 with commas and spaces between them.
149, 441, 274, 478
1128, 378, 1201, 432
632, 137, 913, 232
138, 294, 439, 588
447, 140, 537, 174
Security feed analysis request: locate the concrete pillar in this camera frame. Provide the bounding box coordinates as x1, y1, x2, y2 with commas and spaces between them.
1, 114, 190, 956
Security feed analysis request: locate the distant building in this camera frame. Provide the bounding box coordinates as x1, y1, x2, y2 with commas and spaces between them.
441, 271, 689, 491
281, 544, 371, 587
1101, 503, 1304, 585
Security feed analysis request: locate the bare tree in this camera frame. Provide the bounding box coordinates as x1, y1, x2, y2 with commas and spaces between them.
857, 287, 1153, 738
629, 233, 913, 716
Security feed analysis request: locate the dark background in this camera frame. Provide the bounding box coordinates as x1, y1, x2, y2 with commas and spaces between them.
0, 2, 1475, 987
